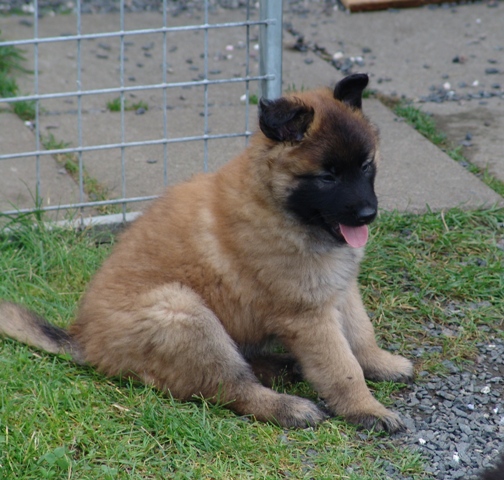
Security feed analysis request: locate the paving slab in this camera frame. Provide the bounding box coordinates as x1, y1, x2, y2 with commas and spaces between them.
425, 101, 504, 182
0, 109, 82, 217
283, 3, 504, 102
365, 99, 502, 212
0, 3, 502, 220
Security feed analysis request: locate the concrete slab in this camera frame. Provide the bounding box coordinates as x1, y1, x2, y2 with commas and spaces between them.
42, 104, 256, 212
426, 102, 504, 182
365, 99, 503, 212
4, 12, 263, 111
0, 110, 82, 217
283, 3, 504, 102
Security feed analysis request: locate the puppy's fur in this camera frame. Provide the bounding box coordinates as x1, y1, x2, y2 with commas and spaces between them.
479, 452, 504, 480
0, 74, 413, 432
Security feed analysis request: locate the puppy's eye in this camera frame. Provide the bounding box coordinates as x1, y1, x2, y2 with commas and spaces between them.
361, 160, 372, 173
319, 173, 336, 182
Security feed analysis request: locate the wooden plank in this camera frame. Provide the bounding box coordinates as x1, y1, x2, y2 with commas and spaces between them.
341, 0, 446, 13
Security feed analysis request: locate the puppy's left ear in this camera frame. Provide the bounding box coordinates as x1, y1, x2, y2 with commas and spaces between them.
259, 97, 314, 143
333, 73, 369, 110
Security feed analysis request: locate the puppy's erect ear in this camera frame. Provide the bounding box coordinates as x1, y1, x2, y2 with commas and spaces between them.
333, 73, 369, 110
258, 97, 314, 143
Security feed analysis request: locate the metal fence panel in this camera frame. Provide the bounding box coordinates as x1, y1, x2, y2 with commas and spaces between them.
0, 0, 282, 222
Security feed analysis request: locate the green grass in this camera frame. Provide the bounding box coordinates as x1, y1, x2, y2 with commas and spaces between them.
249, 93, 258, 105
362, 207, 503, 373
0, 71, 18, 97
362, 88, 376, 99
1, 208, 503, 478
0, 32, 29, 76
106, 97, 149, 112
11, 98, 37, 121
0, 30, 36, 121
285, 84, 306, 94
392, 102, 504, 197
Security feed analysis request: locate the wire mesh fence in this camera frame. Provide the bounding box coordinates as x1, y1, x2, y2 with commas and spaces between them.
0, 0, 282, 223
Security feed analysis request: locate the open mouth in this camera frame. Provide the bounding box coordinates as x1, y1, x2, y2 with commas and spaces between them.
329, 222, 369, 248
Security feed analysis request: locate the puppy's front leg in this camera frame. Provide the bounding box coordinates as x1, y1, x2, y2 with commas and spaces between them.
280, 312, 405, 433
340, 281, 413, 383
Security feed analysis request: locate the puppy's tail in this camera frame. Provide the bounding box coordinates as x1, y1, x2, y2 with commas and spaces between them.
0, 302, 83, 363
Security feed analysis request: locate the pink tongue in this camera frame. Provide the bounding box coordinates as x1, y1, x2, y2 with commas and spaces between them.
339, 224, 369, 248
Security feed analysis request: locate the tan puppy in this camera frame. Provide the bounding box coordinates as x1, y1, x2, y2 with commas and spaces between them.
0, 74, 413, 432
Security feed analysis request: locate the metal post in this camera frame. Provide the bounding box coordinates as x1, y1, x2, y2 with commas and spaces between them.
259, 0, 283, 100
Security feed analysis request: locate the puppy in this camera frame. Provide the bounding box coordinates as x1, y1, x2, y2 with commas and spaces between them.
479, 452, 504, 480
0, 74, 413, 432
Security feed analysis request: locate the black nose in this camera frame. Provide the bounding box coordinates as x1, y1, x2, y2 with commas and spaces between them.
356, 206, 377, 224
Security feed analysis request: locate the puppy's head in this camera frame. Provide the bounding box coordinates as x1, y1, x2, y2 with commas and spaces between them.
257, 74, 378, 248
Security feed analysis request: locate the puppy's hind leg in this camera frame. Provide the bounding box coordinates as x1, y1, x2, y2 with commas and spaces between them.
127, 283, 326, 428
246, 352, 302, 388
341, 282, 413, 383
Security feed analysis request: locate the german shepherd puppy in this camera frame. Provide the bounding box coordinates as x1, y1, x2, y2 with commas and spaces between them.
479, 453, 504, 480
0, 74, 413, 432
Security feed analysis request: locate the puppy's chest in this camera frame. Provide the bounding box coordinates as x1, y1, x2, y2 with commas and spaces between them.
231, 251, 360, 343
279, 251, 360, 305
198, 246, 361, 345
238, 247, 362, 317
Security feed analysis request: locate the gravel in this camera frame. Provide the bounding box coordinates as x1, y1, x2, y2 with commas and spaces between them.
0, 0, 241, 14
391, 336, 504, 480
418, 83, 503, 104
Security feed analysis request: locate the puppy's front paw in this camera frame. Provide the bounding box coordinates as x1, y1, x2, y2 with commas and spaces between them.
364, 354, 414, 384
269, 394, 329, 428
346, 408, 406, 434
386, 354, 414, 383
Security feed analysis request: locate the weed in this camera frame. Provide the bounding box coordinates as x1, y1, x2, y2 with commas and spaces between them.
12, 98, 36, 121
106, 97, 149, 112
40, 133, 118, 214
0, 31, 35, 121
0, 33, 30, 75
0, 71, 18, 97
0, 31, 115, 214
394, 103, 446, 146
363, 88, 377, 99
285, 83, 306, 93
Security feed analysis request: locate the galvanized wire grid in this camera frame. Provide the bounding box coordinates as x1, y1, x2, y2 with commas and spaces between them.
0, 0, 282, 221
